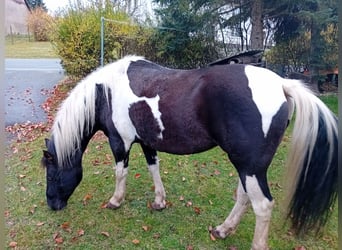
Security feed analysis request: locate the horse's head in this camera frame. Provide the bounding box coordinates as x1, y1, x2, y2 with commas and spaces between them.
42, 139, 83, 211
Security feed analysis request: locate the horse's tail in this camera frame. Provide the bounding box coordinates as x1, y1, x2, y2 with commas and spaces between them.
282, 80, 338, 235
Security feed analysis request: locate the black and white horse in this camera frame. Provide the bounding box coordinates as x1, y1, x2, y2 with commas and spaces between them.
42, 56, 337, 250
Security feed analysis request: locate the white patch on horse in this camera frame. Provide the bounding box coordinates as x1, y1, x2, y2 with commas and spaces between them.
245, 175, 274, 249
245, 66, 286, 137
148, 158, 166, 209
109, 161, 128, 207
100, 56, 165, 151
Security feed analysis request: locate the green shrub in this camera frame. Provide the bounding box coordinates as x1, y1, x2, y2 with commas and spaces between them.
27, 7, 54, 41
51, 2, 155, 77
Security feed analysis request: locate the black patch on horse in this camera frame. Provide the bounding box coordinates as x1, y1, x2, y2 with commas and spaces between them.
129, 100, 162, 146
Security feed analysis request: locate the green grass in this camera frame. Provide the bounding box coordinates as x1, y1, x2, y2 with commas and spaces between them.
5, 35, 58, 58
5, 94, 338, 249
319, 94, 338, 114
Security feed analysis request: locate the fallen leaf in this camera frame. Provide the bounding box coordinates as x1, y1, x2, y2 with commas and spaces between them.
209, 233, 216, 241
100, 202, 108, 209
53, 232, 63, 244
294, 246, 306, 250
83, 193, 92, 205
4, 210, 10, 217
186, 245, 194, 250
19, 174, 26, 179
55, 236, 64, 244
36, 222, 45, 226
20, 186, 26, 192
101, 231, 110, 237
77, 229, 85, 236
186, 201, 192, 207
194, 207, 201, 214
135, 173, 141, 179
208, 226, 217, 241
61, 222, 72, 233
70, 236, 79, 243
147, 201, 152, 210
132, 239, 140, 245
179, 195, 185, 201
142, 225, 151, 232
105, 154, 112, 161
165, 200, 173, 208
9, 230, 17, 238
92, 159, 100, 166
214, 169, 221, 175
12, 147, 18, 154
9, 242, 17, 248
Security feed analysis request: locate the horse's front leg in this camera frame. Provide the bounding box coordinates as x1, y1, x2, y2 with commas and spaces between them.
141, 144, 166, 210
107, 159, 129, 209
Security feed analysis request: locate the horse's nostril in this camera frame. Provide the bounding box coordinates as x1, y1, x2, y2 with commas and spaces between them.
48, 200, 67, 211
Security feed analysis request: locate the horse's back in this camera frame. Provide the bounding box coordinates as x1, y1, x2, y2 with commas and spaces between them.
126, 60, 289, 161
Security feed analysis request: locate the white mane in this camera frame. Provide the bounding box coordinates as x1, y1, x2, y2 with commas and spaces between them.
51, 55, 144, 167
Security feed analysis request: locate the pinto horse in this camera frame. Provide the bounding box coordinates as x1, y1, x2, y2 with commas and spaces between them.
42, 56, 337, 250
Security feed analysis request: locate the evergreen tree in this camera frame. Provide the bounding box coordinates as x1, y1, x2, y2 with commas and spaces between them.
267, 0, 338, 87
26, 0, 47, 11
152, 0, 220, 68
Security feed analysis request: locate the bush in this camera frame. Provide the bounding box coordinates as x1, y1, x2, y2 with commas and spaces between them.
50, 2, 155, 77
27, 7, 54, 41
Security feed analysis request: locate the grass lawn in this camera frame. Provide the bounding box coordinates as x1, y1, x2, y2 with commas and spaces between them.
5, 80, 338, 250
5, 35, 58, 58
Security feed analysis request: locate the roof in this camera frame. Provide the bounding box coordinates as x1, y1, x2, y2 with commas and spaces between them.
208, 50, 264, 67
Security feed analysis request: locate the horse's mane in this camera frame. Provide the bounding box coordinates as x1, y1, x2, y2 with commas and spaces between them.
51, 55, 144, 167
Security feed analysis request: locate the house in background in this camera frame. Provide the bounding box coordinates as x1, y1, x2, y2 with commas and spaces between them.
5, 0, 31, 35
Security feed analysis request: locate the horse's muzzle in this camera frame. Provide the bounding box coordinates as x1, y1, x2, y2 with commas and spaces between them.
48, 199, 67, 211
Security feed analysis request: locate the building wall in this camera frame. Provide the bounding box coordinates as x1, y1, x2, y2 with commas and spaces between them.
5, 0, 30, 34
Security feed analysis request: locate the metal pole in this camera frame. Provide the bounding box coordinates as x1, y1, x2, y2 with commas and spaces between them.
100, 16, 104, 67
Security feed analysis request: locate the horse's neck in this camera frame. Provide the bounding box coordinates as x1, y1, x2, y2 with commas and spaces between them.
80, 125, 100, 153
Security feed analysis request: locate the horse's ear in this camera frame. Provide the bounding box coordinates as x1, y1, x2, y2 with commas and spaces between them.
43, 150, 54, 162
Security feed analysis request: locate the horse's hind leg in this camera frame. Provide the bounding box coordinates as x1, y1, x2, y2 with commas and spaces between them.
245, 174, 274, 250
212, 179, 250, 237
141, 144, 166, 210
212, 173, 273, 250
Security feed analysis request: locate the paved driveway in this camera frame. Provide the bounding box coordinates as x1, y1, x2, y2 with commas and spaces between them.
5, 59, 64, 126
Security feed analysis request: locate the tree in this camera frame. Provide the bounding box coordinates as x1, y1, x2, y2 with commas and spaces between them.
152, 0, 220, 68
51, 1, 154, 76
27, 7, 53, 41
26, 0, 47, 11
250, 0, 263, 49
267, 0, 338, 89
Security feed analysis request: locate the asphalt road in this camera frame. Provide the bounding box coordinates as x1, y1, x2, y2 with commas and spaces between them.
5, 58, 64, 126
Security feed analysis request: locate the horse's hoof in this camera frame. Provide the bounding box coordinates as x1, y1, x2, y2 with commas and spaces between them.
151, 202, 166, 211
209, 227, 226, 239
106, 202, 120, 209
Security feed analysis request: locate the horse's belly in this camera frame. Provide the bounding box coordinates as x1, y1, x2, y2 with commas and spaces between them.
153, 130, 216, 155
134, 117, 215, 154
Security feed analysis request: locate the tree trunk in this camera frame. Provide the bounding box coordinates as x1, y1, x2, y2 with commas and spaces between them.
309, 18, 322, 93
250, 0, 263, 50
